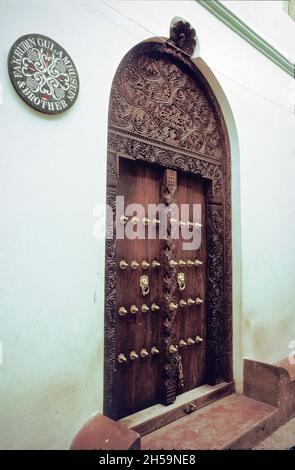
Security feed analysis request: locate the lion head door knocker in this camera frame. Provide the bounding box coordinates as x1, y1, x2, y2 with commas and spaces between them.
177, 272, 185, 292
140, 274, 150, 296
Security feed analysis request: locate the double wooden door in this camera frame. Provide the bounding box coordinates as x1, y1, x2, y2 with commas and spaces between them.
115, 158, 206, 418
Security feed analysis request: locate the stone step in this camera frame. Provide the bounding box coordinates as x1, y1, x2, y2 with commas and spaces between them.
141, 393, 279, 450
255, 417, 295, 450
120, 381, 233, 437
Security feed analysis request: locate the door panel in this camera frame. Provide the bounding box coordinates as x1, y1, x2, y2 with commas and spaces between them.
174, 173, 206, 393
116, 158, 163, 418
116, 158, 207, 418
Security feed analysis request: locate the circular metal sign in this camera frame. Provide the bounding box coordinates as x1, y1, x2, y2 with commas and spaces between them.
8, 33, 79, 114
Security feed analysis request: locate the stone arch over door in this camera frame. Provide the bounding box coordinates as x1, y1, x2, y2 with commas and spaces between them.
104, 21, 232, 420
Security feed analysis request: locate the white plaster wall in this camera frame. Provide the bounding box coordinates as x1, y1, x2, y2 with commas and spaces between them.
0, 0, 148, 450
222, 0, 295, 61
0, 0, 294, 449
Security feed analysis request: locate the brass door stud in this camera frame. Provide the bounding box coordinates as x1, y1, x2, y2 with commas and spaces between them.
118, 306, 127, 316
117, 353, 127, 363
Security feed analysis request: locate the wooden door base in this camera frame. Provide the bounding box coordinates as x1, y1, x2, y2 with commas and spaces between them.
119, 381, 234, 436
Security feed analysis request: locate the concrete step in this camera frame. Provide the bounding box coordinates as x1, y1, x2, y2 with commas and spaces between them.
141, 393, 279, 450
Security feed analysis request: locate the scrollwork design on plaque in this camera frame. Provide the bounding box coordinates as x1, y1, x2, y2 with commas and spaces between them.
21, 47, 70, 100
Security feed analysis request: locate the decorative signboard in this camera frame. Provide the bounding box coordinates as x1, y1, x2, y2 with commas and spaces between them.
8, 33, 79, 114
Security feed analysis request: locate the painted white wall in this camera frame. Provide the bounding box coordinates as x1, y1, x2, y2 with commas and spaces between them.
222, 0, 295, 62
0, 0, 294, 449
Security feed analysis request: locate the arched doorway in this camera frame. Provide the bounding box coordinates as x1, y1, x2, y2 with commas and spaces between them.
104, 20, 232, 420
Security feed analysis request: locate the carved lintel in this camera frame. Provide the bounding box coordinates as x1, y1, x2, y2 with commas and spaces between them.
169, 18, 196, 56
108, 132, 223, 197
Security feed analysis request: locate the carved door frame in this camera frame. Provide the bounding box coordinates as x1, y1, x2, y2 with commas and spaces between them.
104, 25, 232, 420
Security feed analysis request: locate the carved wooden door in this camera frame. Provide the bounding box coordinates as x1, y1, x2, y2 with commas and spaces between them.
115, 158, 206, 418
104, 27, 232, 421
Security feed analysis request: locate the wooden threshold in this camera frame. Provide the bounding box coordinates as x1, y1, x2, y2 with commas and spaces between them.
119, 381, 234, 436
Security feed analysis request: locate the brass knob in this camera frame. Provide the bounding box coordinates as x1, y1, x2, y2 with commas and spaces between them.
130, 305, 138, 314
179, 299, 187, 307
195, 297, 203, 305
169, 260, 178, 268
195, 222, 203, 228
187, 221, 194, 228
152, 218, 160, 225
178, 259, 186, 267
119, 260, 128, 270
129, 351, 139, 360
195, 259, 203, 267
142, 217, 150, 226
151, 303, 160, 312
117, 353, 127, 363
131, 216, 140, 224
141, 260, 150, 269
187, 337, 195, 346
152, 260, 161, 268
186, 260, 194, 267
140, 348, 149, 358
141, 304, 149, 313
169, 302, 178, 311
169, 344, 178, 353
151, 346, 160, 355
131, 260, 139, 269
179, 339, 187, 348
120, 215, 128, 224
187, 298, 195, 306
195, 335, 203, 343
118, 306, 127, 316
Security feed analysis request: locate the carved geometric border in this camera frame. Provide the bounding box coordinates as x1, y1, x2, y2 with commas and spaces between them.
109, 126, 226, 164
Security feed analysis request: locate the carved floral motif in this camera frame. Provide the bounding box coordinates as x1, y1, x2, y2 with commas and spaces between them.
108, 132, 223, 196
109, 43, 223, 159
169, 19, 196, 56
206, 205, 224, 384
